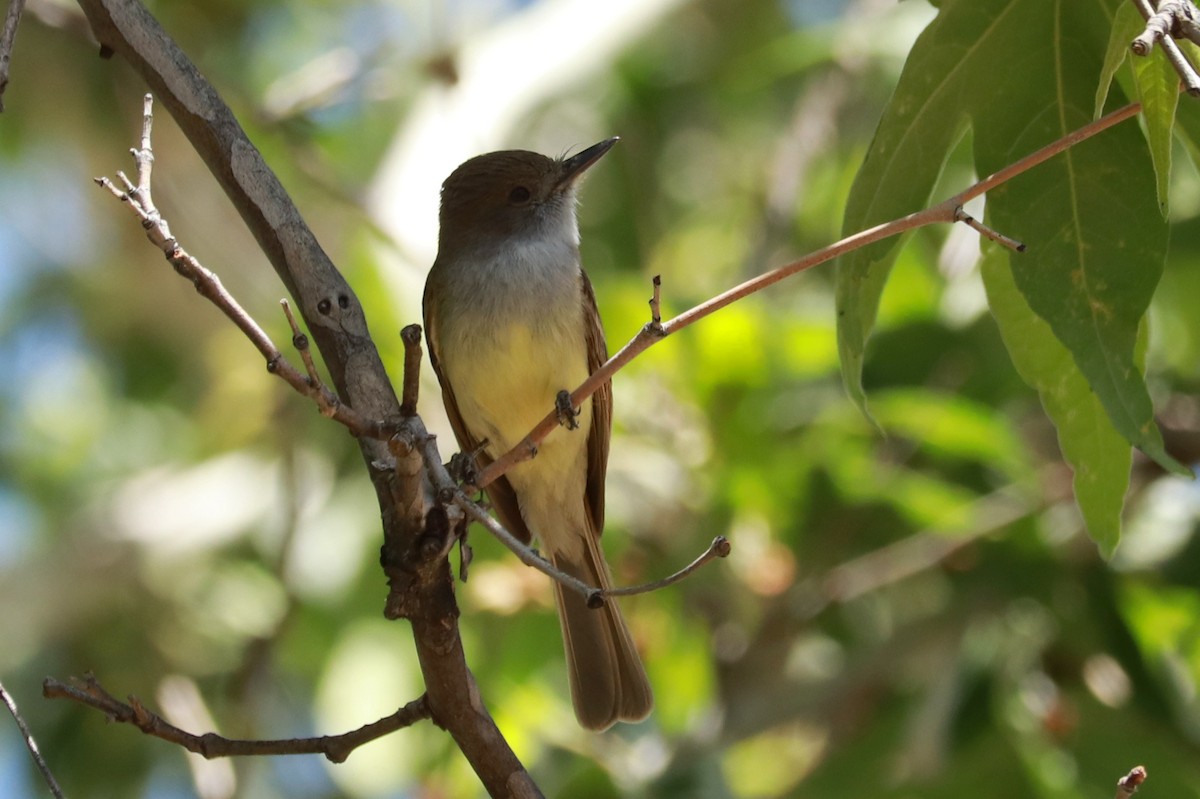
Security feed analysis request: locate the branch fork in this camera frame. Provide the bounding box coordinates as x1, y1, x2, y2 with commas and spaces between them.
1130, 0, 1200, 94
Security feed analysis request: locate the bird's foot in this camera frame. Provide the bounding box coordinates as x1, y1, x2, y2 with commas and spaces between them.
448, 439, 488, 485
555, 390, 580, 430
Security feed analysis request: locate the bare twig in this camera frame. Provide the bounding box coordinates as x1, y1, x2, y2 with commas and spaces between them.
649, 274, 663, 326
1131, 0, 1200, 95
400, 323, 423, 416
44, 676, 429, 764
603, 536, 731, 598
1116, 765, 1147, 798
954, 206, 1025, 252
452, 492, 601, 603
449, 483, 729, 603
475, 99, 1148, 490
0, 0, 26, 112
401, 410, 725, 603
1, 679, 64, 799
93, 96, 390, 440
281, 299, 324, 389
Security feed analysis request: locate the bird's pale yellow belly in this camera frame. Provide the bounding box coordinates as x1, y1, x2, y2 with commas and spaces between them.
443, 321, 593, 556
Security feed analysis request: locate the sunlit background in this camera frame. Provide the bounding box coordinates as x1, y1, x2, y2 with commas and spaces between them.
2, 0, 1200, 797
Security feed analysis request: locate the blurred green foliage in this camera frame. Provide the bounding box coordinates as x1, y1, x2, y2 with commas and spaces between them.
1, 0, 1199, 797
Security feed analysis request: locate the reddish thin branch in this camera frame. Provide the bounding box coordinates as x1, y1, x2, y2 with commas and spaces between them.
43, 676, 430, 764
475, 99, 1148, 491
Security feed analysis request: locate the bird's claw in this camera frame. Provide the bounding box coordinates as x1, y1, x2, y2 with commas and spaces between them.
555, 390, 580, 430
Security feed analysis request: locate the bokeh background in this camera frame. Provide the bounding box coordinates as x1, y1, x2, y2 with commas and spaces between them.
2, 0, 1200, 797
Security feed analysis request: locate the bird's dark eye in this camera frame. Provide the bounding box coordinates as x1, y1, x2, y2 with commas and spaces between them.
508, 185, 532, 204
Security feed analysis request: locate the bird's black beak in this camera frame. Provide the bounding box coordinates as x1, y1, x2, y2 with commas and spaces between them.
556, 137, 618, 192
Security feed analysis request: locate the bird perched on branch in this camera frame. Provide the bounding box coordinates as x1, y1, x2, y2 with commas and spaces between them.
423, 138, 653, 731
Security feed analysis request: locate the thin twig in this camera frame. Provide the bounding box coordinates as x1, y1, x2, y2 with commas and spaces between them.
43, 676, 430, 764
0, 0, 26, 112
400, 324, 423, 416
281, 299, 323, 388
1, 680, 64, 799
134, 92, 155, 200
954, 207, 1025, 252
450, 492, 601, 604
475, 99, 1147, 490
419, 428, 726, 603
94, 95, 390, 440
1116, 765, 1147, 798
602, 536, 731, 597
1131, 0, 1200, 95
649, 274, 663, 325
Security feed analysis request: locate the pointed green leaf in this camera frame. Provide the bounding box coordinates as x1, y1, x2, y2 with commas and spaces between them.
981, 246, 1130, 556
834, 0, 974, 417
1131, 48, 1178, 215
1094, 1, 1142, 117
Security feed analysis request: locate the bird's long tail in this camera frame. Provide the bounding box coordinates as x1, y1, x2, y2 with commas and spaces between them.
551, 528, 653, 731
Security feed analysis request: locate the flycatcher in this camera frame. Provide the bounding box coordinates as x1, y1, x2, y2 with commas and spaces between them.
423, 138, 653, 730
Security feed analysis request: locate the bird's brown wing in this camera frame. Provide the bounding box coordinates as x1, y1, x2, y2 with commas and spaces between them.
423, 284, 533, 545
581, 270, 612, 535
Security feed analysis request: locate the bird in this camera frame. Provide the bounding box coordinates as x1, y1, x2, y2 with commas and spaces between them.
422, 138, 653, 730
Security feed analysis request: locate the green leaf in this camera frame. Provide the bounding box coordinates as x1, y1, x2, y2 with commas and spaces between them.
1098, 0, 1184, 205
980, 46, 1186, 477
838, 0, 1188, 478
1131, 48, 1179, 215
1094, 1, 1142, 117
981, 246, 1130, 556
834, 0, 973, 418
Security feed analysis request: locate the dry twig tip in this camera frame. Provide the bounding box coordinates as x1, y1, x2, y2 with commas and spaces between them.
1116, 765, 1147, 798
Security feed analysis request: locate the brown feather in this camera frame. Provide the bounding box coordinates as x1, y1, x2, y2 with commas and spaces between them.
581, 270, 611, 537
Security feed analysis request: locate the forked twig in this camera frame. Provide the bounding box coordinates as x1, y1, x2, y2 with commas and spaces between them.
94, 95, 390, 441
44, 676, 429, 763
1130, 0, 1200, 94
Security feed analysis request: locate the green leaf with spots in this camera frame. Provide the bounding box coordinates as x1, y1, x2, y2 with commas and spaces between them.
981, 54, 1185, 477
